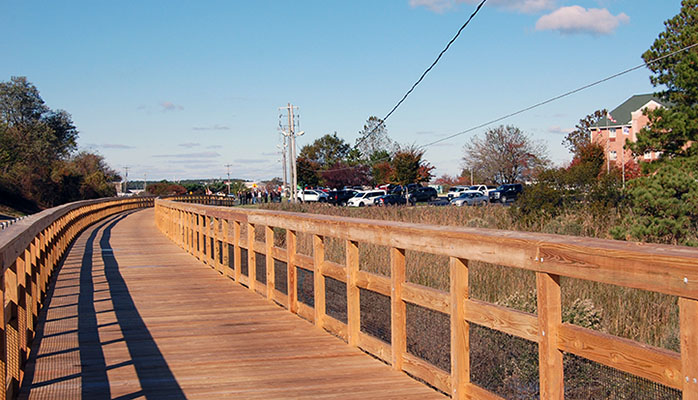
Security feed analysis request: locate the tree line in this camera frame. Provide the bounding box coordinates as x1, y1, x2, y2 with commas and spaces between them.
295, 117, 435, 188
0, 77, 119, 212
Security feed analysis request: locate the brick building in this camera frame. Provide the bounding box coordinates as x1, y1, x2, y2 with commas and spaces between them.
589, 94, 666, 167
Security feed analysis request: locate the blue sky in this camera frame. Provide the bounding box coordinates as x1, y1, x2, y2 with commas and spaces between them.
1, 1, 682, 181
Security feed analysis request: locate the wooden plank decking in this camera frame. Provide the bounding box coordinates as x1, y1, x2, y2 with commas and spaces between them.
18, 209, 445, 399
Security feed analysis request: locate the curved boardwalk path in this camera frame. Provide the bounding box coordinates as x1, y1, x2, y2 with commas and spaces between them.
18, 209, 445, 399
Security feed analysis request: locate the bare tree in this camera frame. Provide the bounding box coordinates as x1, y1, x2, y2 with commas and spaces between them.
462, 125, 548, 184
355, 116, 395, 160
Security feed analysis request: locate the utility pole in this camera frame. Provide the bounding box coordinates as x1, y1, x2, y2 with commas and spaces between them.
123, 166, 130, 193
224, 164, 233, 195
279, 103, 303, 203
143, 173, 147, 193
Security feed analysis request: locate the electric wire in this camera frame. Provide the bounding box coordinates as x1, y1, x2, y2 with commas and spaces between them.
306, 41, 698, 176
354, 0, 488, 149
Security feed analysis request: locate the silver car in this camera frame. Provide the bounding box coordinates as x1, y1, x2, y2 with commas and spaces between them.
450, 191, 489, 206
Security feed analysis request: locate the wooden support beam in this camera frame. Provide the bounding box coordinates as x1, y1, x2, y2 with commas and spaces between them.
287, 230, 298, 314
248, 223, 256, 292
313, 235, 325, 329
265, 226, 275, 300
680, 297, 698, 399
390, 247, 406, 371
346, 240, 360, 347
450, 257, 469, 400
537, 272, 563, 399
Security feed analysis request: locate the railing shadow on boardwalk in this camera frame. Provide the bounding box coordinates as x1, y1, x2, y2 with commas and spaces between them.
20, 212, 186, 399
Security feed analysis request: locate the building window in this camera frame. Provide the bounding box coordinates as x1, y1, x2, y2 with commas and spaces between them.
610, 151, 617, 161
644, 151, 652, 160
609, 128, 617, 138
623, 126, 630, 135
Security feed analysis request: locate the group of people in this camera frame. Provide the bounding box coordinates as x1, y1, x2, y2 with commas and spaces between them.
236, 189, 283, 205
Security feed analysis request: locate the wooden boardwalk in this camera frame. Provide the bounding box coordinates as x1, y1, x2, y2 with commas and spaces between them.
19, 209, 444, 400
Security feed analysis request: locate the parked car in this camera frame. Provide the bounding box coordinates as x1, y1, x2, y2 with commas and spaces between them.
447, 186, 468, 200
327, 189, 356, 206
488, 183, 524, 203
409, 186, 438, 203
297, 189, 329, 202
451, 191, 489, 206
374, 193, 409, 206
468, 185, 497, 195
347, 190, 387, 207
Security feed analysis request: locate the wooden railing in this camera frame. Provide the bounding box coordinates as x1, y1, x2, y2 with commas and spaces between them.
154, 199, 698, 400
0, 196, 153, 399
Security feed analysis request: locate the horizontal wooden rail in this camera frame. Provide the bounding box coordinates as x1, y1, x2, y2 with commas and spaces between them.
154, 198, 698, 399
0, 196, 153, 399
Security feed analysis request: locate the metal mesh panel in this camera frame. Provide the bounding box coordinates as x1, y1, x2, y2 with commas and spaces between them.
406, 302, 450, 372
274, 260, 288, 295
325, 277, 347, 323
240, 248, 248, 276
563, 353, 681, 400
209, 237, 214, 260
297, 268, 314, 306
470, 323, 540, 399
255, 252, 266, 284
359, 288, 391, 343
227, 244, 235, 270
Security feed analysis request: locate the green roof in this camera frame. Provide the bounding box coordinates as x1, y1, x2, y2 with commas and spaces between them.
594, 94, 666, 128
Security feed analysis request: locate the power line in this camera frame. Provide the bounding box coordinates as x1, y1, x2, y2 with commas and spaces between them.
421, 41, 698, 149
355, 0, 488, 149
310, 41, 698, 176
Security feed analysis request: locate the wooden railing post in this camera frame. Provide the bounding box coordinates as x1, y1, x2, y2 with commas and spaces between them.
346, 240, 359, 347
265, 226, 274, 300
391, 247, 406, 371
679, 297, 698, 399
287, 230, 298, 314
313, 235, 326, 329
222, 219, 231, 278
450, 257, 469, 399
214, 218, 223, 272
537, 271, 563, 399
248, 223, 256, 292
233, 221, 241, 282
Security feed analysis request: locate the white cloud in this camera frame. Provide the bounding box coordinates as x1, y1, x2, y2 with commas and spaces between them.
410, 0, 556, 14
153, 151, 220, 158
547, 126, 571, 135
409, 0, 454, 13
178, 142, 200, 148
101, 143, 135, 149
160, 101, 184, 111
192, 124, 230, 131
460, 0, 556, 13
535, 6, 629, 35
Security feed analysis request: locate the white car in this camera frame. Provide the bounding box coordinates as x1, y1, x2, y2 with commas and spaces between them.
468, 185, 497, 196
297, 189, 329, 202
447, 186, 468, 200
347, 190, 387, 207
